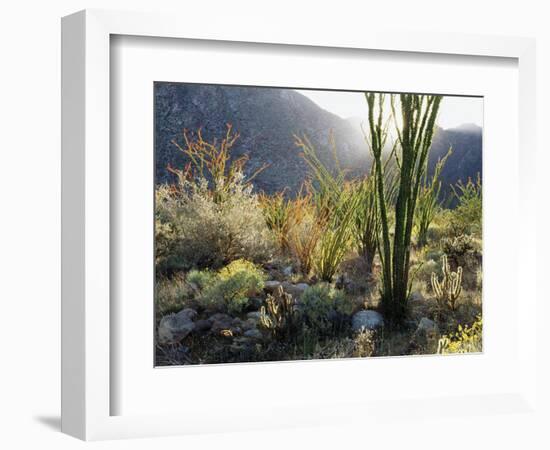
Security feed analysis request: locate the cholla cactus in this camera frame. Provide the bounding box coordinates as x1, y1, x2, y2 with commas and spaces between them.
431, 254, 463, 310
259, 286, 297, 339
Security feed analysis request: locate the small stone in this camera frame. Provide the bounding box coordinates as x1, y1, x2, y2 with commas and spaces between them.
409, 291, 425, 303
243, 328, 262, 339
352, 310, 384, 332
282, 266, 293, 277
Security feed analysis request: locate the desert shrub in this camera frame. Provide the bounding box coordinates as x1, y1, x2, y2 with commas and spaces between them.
155, 176, 275, 272
156, 274, 191, 317
259, 191, 293, 252
200, 259, 266, 314
155, 126, 275, 274
413, 258, 441, 285
437, 315, 482, 354
353, 329, 376, 357
300, 284, 350, 334
441, 234, 475, 260
440, 234, 481, 289
287, 196, 324, 277
446, 174, 482, 237
186, 269, 216, 291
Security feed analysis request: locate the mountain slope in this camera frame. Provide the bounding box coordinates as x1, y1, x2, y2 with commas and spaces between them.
155, 83, 369, 194
155, 83, 482, 199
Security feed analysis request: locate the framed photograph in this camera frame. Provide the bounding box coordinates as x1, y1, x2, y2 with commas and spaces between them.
62, 9, 537, 441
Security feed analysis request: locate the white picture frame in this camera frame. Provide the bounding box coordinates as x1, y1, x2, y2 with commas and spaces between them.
61, 9, 537, 441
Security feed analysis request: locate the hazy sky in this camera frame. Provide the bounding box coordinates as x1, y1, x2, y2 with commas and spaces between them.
296, 89, 483, 130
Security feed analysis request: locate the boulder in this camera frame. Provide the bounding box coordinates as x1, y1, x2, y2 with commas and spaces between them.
246, 311, 262, 321
264, 280, 283, 294
410, 317, 440, 353
242, 318, 260, 331
209, 313, 234, 334
409, 291, 425, 303
243, 328, 263, 339
194, 319, 212, 333
158, 309, 197, 344
282, 282, 309, 298
352, 310, 384, 332
282, 266, 293, 277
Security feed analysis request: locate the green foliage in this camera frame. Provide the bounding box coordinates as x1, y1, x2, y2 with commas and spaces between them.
294, 134, 359, 282
366, 92, 443, 323
314, 190, 359, 282
437, 315, 482, 354
156, 274, 191, 317
186, 269, 216, 291
197, 259, 266, 314
259, 191, 293, 251
441, 234, 475, 260
415, 149, 451, 247
431, 254, 463, 311
351, 176, 379, 273
300, 284, 350, 334
294, 132, 345, 219
259, 285, 299, 339
450, 174, 482, 236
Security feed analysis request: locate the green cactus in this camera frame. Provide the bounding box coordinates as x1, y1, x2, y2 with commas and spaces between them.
431, 254, 463, 310
259, 286, 298, 339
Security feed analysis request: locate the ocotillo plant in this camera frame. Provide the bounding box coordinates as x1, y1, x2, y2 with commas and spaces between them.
365, 92, 442, 323
431, 254, 463, 311
314, 187, 360, 282
415, 148, 452, 247
169, 124, 269, 204
351, 175, 379, 274
259, 191, 293, 251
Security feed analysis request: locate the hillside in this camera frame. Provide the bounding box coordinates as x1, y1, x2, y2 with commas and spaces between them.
155, 83, 482, 200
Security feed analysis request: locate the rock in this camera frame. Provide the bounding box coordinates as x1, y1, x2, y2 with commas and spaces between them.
242, 318, 259, 331
246, 311, 262, 321
178, 308, 198, 320
209, 313, 233, 323
417, 317, 438, 333
209, 313, 234, 334
248, 296, 263, 310
409, 291, 425, 303
243, 328, 263, 339
282, 266, 293, 277
264, 280, 283, 293
282, 282, 309, 298
158, 310, 196, 344
194, 319, 212, 333
352, 310, 384, 332
410, 317, 440, 353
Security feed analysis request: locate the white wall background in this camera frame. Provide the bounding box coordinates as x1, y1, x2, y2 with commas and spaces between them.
0, 1, 547, 448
